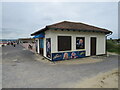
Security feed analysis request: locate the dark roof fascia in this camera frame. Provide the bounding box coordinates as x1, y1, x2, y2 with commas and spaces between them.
48, 27, 112, 34
31, 26, 48, 36
31, 26, 112, 36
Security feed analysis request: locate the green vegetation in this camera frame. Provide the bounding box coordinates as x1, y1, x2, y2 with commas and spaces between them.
107, 39, 120, 54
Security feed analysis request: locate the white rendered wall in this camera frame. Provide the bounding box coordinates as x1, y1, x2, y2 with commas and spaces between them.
35, 38, 40, 54
43, 30, 106, 57
43, 30, 53, 59
96, 35, 106, 55
37, 39, 40, 54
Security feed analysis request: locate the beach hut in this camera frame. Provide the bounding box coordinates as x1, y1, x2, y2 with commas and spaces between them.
31, 21, 112, 61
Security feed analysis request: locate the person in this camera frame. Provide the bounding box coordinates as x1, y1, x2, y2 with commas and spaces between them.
7, 42, 9, 45
13, 42, 16, 47
79, 39, 83, 47
71, 52, 76, 59
28, 44, 32, 49
11, 42, 13, 46
8, 41, 11, 45
76, 39, 84, 49
63, 53, 68, 60
46, 40, 51, 58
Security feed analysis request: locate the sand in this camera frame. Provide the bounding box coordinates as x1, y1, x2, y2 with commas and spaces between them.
75, 68, 119, 88
35, 54, 105, 65
107, 52, 118, 56
54, 57, 103, 65
35, 51, 119, 65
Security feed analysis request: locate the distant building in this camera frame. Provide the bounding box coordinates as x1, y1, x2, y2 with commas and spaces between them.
31, 21, 112, 61
18, 38, 35, 43
0, 39, 17, 44
18, 38, 37, 53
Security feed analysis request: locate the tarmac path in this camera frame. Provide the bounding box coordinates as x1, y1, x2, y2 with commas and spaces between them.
2, 45, 119, 88
0, 46, 2, 89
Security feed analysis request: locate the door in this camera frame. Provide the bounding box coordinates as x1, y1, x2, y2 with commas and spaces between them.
39, 39, 44, 55
35, 40, 38, 53
91, 37, 96, 56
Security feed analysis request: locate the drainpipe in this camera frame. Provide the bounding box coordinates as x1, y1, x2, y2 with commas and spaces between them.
105, 32, 113, 56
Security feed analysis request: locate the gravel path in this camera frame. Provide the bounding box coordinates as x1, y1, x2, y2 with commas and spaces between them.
2, 45, 119, 88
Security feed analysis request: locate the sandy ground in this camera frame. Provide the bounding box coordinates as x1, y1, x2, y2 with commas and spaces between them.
35, 54, 106, 65
35, 52, 118, 65
75, 68, 119, 88
107, 52, 118, 56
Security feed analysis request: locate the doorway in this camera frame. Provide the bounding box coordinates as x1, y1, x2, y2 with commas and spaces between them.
90, 37, 96, 56
39, 39, 44, 55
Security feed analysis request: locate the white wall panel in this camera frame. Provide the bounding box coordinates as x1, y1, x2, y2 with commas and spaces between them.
43, 30, 106, 57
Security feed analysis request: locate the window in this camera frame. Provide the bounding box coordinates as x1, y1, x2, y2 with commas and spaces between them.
76, 37, 85, 49
58, 36, 71, 51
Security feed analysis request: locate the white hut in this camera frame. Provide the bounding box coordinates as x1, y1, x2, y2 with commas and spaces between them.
31, 21, 112, 61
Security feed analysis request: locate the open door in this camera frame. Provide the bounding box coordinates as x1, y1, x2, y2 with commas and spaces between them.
39, 39, 44, 55
35, 40, 38, 53
91, 37, 96, 56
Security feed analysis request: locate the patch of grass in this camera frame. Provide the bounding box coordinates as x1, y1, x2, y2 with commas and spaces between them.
107, 40, 120, 54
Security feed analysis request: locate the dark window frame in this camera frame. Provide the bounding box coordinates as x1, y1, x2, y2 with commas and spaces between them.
76, 37, 85, 49
58, 36, 71, 51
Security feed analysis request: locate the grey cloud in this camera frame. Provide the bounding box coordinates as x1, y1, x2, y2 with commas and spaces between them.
2, 2, 118, 39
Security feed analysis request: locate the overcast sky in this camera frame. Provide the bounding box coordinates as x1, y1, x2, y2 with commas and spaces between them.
1, 2, 118, 39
